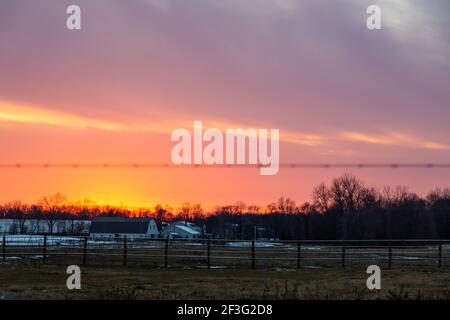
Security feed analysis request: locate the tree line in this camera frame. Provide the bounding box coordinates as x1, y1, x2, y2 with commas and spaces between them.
1, 174, 449, 239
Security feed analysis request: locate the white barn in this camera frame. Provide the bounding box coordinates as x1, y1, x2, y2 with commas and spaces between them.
89, 217, 159, 239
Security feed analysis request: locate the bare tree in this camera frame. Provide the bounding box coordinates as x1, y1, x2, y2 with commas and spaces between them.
3, 201, 29, 234
178, 202, 192, 223
312, 183, 330, 213
247, 205, 261, 214
276, 197, 296, 214
191, 204, 204, 222
38, 193, 67, 234
328, 173, 377, 213
426, 187, 450, 205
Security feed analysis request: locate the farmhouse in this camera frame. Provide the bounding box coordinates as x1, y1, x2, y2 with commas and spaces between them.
161, 221, 203, 239
89, 217, 159, 239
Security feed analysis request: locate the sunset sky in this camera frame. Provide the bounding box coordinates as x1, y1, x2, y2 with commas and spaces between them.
0, 0, 449, 208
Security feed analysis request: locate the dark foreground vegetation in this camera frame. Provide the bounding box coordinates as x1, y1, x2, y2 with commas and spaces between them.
1, 261, 450, 300
1, 174, 450, 240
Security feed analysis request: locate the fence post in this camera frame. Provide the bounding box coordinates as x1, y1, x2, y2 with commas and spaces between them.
388, 247, 392, 269
438, 240, 442, 268
341, 246, 345, 268
123, 236, 127, 266
2, 235, 5, 261
164, 238, 169, 268
297, 241, 301, 269
207, 239, 211, 269
43, 235, 47, 264
83, 236, 88, 266
251, 240, 255, 269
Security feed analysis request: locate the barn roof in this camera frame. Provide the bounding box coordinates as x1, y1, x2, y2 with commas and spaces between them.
89, 217, 155, 234
176, 224, 201, 235
161, 221, 202, 236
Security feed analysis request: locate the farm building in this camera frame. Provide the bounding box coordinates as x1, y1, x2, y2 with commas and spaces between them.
161, 221, 204, 239
89, 217, 159, 238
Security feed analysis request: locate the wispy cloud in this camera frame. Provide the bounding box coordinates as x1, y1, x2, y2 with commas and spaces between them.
0, 100, 175, 134
283, 133, 324, 146
342, 132, 449, 150
2, 101, 449, 152
0, 100, 127, 131
0, 100, 327, 147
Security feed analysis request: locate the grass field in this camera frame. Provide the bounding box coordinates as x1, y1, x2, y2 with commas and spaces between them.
1, 260, 450, 300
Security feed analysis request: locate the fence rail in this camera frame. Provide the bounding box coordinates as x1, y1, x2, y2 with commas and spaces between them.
1, 235, 449, 269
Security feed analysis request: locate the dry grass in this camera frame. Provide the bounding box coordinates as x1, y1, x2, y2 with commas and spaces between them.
1, 260, 450, 300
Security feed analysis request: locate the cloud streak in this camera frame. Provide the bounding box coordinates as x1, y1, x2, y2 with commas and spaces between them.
2, 100, 448, 152
0, 100, 176, 134
342, 132, 449, 151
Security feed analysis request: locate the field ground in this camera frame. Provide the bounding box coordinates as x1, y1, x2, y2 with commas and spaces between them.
1, 261, 450, 300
